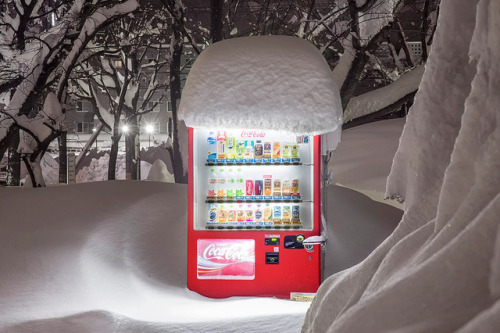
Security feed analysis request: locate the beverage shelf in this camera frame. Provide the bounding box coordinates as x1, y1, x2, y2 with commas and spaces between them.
206, 224, 303, 230
205, 197, 306, 203
206, 158, 302, 166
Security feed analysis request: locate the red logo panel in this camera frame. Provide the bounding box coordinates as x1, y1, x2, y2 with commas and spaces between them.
197, 239, 255, 280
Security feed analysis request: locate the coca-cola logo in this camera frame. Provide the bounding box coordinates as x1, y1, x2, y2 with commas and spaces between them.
202, 243, 253, 263
241, 130, 266, 138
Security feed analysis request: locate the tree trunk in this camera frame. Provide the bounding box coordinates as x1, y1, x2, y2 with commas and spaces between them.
108, 135, 120, 180
210, 0, 224, 43
58, 131, 68, 184
170, 4, 188, 184
7, 132, 21, 186
125, 117, 139, 180
23, 154, 45, 187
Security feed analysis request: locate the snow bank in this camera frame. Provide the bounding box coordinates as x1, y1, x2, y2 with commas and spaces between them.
0, 117, 405, 332
179, 36, 342, 138
146, 159, 174, 182
302, 0, 500, 331
330, 118, 404, 206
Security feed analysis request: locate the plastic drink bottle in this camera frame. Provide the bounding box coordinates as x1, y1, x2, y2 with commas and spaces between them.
244, 140, 254, 159
226, 135, 236, 160
217, 168, 226, 198
227, 205, 236, 222
217, 130, 227, 159
207, 168, 217, 198
255, 204, 263, 223
235, 168, 245, 198
208, 204, 218, 223
218, 205, 227, 223
207, 131, 217, 161
226, 168, 235, 198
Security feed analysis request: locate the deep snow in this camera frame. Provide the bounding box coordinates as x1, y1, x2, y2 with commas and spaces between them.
302, 0, 500, 331
0, 119, 403, 332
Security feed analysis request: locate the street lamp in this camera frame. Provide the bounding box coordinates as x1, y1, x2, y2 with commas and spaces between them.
121, 124, 129, 133
145, 124, 154, 147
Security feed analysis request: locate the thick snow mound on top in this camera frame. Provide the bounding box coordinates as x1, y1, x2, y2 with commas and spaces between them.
302, 0, 500, 331
179, 36, 342, 136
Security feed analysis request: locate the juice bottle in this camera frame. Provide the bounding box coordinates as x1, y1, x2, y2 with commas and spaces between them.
227, 205, 236, 223
218, 205, 227, 223
245, 204, 254, 222
237, 204, 246, 224
217, 130, 227, 160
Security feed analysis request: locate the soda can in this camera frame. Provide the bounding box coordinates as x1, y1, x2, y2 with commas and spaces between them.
292, 179, 300, 196
273, 179, 281, 197
246, 180, 254, 196
264, 177, 273, 196
208, 204, 218, 223
282, 206, 291, 224
292, 205, 300, 223
263, 142, 272, 158
272, 142, 281, 159
273, 206, 282, 224
254, 140, 263, 160
254, 180, 263, 196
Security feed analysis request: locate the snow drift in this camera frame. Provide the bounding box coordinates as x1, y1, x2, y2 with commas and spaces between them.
302, 0, 500, 331
0, 119, 404, 332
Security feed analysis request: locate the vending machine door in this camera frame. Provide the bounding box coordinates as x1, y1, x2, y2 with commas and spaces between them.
188, 128, 321, 298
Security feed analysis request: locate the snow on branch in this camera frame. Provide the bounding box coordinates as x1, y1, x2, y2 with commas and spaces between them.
343, 65, 424, 123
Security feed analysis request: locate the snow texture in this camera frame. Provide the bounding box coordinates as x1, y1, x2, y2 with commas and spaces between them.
0, 118, 403, 332
179, 36, 343, 138
146, 159, 175, 183
303, 0, 500, 331
343, 66, 424, 123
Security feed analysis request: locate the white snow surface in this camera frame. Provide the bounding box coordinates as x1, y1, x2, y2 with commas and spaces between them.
179, 36, 343, 138
0, 117, 403, 332
303, 0, 500, 332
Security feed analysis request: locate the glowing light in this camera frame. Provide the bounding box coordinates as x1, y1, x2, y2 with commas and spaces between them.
121, 125, 129, 133
146, 124, 154, 133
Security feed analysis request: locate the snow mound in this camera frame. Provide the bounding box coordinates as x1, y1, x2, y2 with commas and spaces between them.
147, 159, 174, 182
179, 36, 342, 137
302, 0, 500, 331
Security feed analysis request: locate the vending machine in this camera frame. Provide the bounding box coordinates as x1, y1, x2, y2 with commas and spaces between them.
188, 127, 323, 299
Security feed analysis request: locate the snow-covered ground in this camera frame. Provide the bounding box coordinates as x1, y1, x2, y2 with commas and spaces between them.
0, 119, 403, 332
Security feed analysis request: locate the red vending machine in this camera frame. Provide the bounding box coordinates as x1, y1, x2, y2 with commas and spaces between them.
188, 128, 323, 299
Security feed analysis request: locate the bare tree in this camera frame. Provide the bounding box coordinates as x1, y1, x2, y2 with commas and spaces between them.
0, 0, 139, 187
